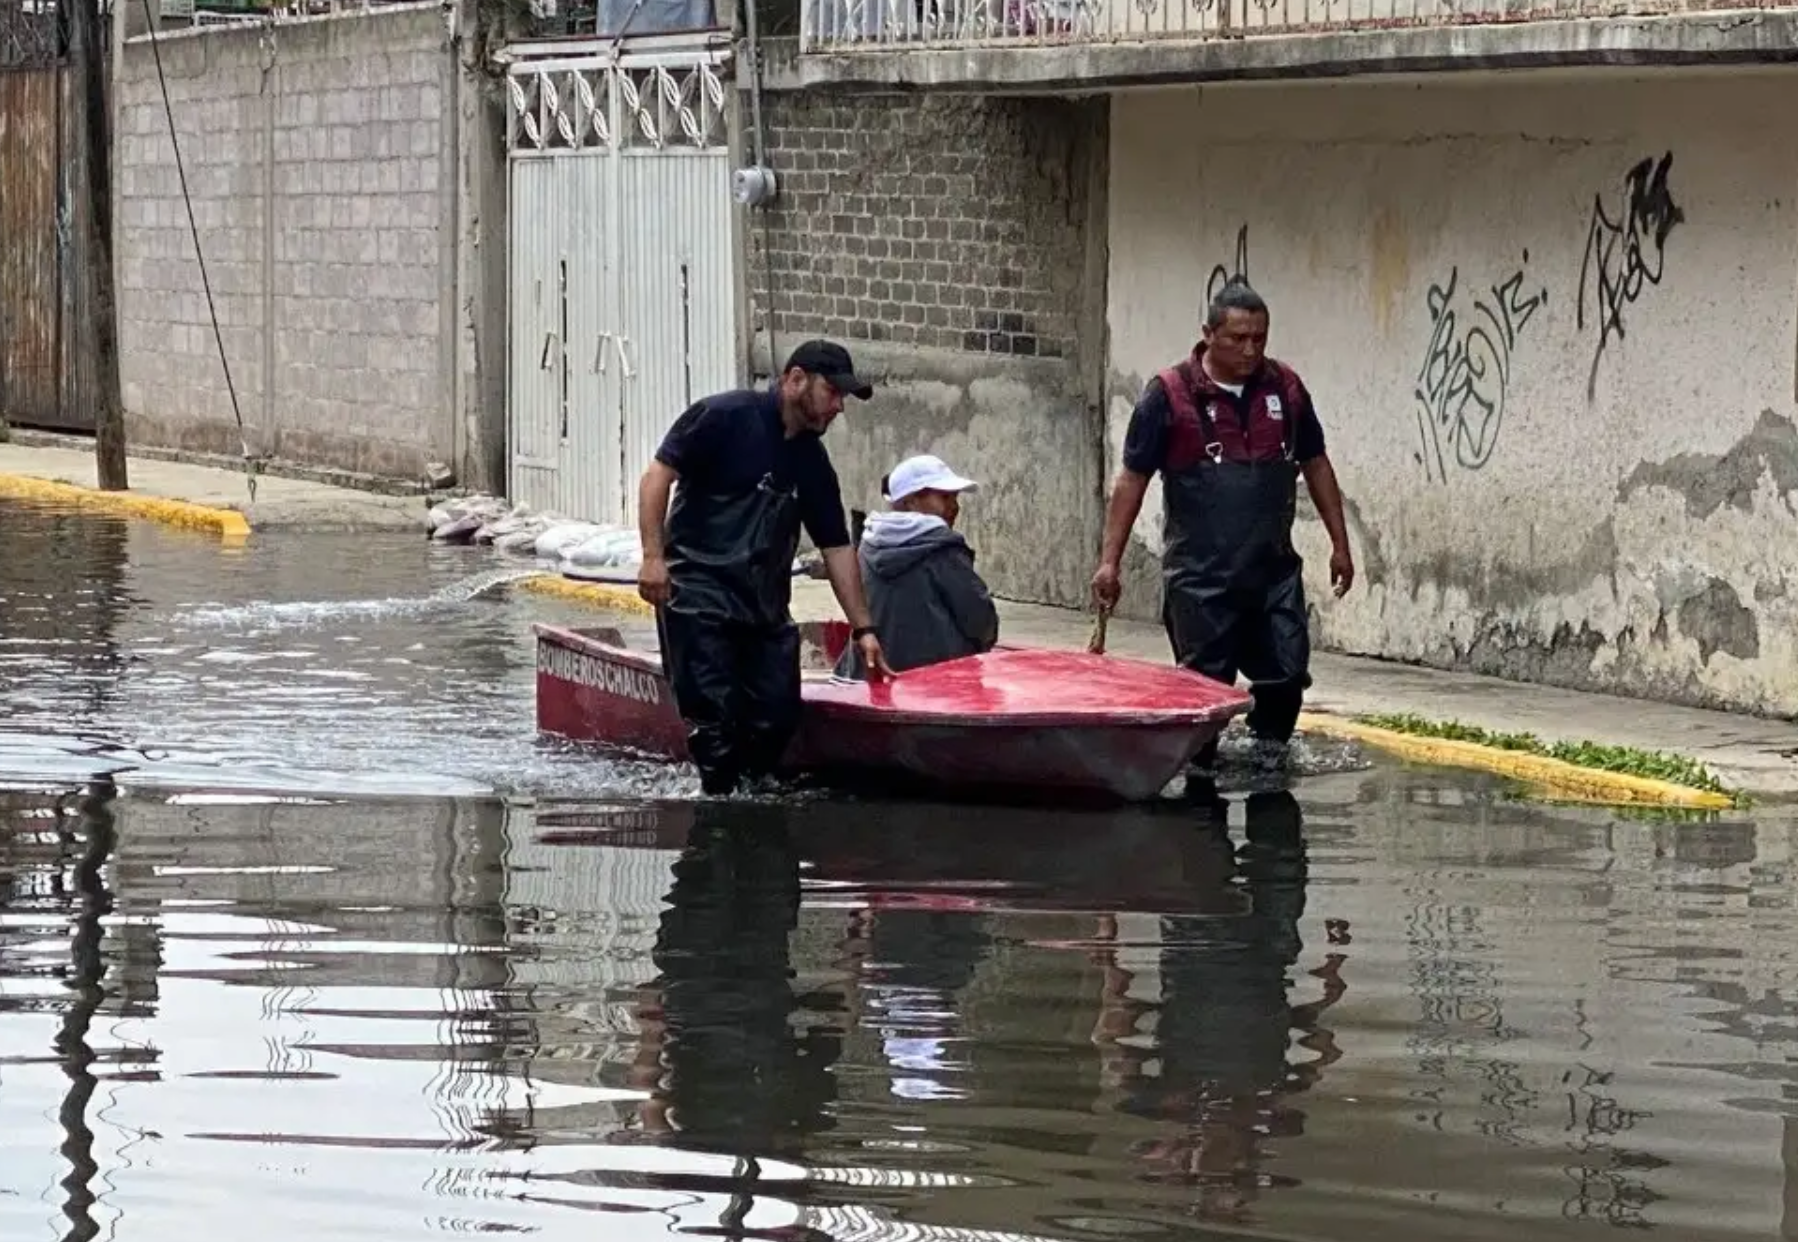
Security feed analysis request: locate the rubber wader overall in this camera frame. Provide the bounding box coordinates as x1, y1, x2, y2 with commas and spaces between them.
1157, 363, 1313, 774
659, 469, 808, 794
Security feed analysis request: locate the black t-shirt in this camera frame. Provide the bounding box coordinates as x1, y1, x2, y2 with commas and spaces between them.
654, 387, 851, 552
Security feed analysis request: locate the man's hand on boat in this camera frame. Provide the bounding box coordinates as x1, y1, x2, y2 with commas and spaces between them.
821, 544, 894, 682
636, 555, 672, 607
855, 630, 893, 682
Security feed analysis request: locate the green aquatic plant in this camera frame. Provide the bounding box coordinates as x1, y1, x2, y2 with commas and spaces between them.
1355, 711, 1745, 804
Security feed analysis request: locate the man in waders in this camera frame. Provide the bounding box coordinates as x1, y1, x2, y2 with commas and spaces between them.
1090, 280, 1355, 788
637, 339, 893, 796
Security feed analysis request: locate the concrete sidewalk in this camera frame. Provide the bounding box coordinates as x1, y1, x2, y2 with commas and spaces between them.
0, 442, 421, 530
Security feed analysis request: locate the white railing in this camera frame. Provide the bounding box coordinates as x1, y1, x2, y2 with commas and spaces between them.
799, 0, 1788, 50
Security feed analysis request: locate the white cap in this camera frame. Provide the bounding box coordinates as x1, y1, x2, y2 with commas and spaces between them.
884, 454, 981, 503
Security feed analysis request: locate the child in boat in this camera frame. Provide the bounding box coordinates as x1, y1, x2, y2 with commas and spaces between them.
834, 454, 1000, 680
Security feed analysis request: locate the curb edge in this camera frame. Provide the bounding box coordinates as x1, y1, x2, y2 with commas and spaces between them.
1299, 712, 1734, 810
0, 473, 252, 539
515, 574, 656, 617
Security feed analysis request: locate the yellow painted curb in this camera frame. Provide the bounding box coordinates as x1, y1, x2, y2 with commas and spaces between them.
514, 572, 655, 617
0, 473, 251, 540
1298, 712, 1735, 811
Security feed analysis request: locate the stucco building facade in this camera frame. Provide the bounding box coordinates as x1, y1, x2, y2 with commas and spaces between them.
742, 7, 1798, 716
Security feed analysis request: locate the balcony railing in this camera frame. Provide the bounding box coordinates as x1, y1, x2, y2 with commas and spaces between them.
798, 0, 1792, 51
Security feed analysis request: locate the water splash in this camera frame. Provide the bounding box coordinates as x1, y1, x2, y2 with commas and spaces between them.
427, 565, 551, 603
176, 567, 550, 631
177, 598, 439, 629
1205, 722, 1375, 796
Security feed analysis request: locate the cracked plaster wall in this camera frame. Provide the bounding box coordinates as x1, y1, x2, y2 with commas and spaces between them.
1106, 73, 1798, 715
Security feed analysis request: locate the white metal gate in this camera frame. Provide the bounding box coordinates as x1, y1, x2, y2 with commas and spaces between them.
504, 38, 737, 524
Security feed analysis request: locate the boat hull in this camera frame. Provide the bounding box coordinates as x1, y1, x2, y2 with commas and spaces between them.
534, 622, 1250, 802
788, 715, 1212, 802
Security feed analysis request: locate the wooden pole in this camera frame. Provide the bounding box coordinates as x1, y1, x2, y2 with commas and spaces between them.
72, 0, 126, 491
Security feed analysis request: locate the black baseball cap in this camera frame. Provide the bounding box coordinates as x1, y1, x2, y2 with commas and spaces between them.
783, 339, 873, 401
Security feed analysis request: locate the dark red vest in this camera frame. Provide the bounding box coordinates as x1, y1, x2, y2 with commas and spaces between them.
1157, 353, 1302, 471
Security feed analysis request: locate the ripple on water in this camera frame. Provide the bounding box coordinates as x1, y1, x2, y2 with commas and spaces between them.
8, 780, 1798, 1240
3, 500, 1795, 1241
0, 503, 682, 796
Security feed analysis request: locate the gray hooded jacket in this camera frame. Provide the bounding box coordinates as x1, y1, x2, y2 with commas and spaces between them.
834, 511, 1000, 679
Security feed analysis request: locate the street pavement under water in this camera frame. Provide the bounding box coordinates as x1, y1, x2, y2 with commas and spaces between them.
3, 497, 1796, 1241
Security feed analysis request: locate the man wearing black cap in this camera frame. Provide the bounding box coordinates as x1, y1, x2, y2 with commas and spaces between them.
637, 339, 893, 796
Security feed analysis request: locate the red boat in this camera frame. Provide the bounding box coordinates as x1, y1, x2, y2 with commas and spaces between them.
534, 620, 1251, 802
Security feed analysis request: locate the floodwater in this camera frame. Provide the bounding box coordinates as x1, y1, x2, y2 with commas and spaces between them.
4, 499, 1798, 1241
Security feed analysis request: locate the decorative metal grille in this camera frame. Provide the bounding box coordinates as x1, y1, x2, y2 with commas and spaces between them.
618, 63, 725, 150
505, 54, 728, 154
506, 68, 613, 151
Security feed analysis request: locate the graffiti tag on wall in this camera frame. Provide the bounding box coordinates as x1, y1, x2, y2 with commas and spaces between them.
1205, 224, 1251, 307
1577, 152, 1685, 402
1413, 254, 1548, 484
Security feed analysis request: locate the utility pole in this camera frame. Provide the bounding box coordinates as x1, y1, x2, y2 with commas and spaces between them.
71, 0, 127, 491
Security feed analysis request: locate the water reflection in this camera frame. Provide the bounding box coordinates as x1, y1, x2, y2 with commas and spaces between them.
857, 894, 992, 1106
1, 783, 141, 1242
0, 506, 133, 724
10, 743, 1798, 1236
53, 783, 116, 1242
1107, 790, 1343, 1226
633, 809, 839, 1162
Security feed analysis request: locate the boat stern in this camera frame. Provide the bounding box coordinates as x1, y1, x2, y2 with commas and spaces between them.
533, 623, 689, 761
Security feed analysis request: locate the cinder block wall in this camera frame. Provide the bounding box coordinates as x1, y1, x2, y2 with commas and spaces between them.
749, 91, 1109, 608
115, 6, 454, 480
754, 95, 1086, 363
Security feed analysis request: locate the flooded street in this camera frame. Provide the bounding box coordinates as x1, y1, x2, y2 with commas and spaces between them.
4, 499, 1798, 1240
0, 499, 669, 799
